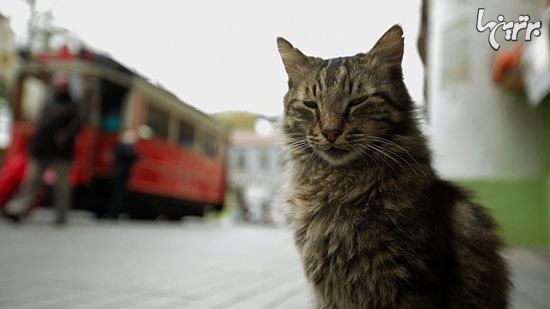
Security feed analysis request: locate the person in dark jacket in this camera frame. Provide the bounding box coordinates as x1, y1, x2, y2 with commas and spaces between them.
105, 129, 138, 219
4, 72, 83, 225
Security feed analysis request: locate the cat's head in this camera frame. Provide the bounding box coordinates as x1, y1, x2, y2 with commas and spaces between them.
278, 25, 415, 166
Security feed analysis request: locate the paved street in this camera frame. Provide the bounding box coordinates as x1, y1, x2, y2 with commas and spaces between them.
0, 209, 549, 309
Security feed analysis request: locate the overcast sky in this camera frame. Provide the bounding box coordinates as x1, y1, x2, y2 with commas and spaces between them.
2, 0, 423, 117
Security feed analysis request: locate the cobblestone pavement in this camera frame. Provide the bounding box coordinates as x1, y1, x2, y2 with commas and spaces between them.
0, 209, 549, 308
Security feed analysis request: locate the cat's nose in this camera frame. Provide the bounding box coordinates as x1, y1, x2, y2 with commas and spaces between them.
321, 128, 342, 143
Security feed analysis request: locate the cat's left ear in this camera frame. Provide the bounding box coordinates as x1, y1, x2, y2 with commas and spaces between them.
277, 37, 312, 82
368, 24, 404, 65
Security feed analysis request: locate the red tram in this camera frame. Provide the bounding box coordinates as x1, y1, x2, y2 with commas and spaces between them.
4, 48, 228, 219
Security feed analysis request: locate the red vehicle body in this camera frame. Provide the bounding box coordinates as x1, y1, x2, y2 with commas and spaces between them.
4, 48, 228, 219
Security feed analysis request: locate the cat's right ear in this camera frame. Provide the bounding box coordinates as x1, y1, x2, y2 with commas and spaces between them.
368, 24, 404, 66
277, 37, 311, 83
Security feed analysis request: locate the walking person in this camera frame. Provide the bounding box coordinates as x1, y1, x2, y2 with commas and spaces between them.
3, 72, 83, 225
105, 129, 138, 219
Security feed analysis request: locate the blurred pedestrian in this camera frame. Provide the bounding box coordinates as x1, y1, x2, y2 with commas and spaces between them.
104, 129, 138, 219
3, 72, 83, 225
236, 188, 249, 223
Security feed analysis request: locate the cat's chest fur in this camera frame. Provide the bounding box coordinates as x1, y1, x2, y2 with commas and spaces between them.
290, 193, 422, 308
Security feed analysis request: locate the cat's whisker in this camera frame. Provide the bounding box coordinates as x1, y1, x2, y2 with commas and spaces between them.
389, 133, 415, 142
288, 145, 310, 154
358, 144, 396, 172
287, 140, 308, 147
351, 145, 374, 165
286, 140, 313, 156
366, 143, 400, 167
355, 143, 395, 172
367, 136, 427, 178
369, 142, 419, 177
304, 152, 317, 168
287, 137, 308, 145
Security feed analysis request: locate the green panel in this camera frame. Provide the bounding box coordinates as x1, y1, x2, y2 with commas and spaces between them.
455, 179, 547, 245
542, 99, 550, 244
546, 175, 550, 243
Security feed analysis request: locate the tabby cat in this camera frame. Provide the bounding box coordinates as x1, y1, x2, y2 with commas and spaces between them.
277, 25, 509, 308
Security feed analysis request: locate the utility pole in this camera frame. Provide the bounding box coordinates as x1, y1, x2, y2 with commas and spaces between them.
24, 0, 37, 50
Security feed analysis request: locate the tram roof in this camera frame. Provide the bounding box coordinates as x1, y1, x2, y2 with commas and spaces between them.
20, 47, 227, 133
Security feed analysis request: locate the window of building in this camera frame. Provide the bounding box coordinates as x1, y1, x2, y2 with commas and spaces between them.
178, 119, 195, 148
203, 133, 217, 157
146, 103, 169, 139
259, 148, 270, 171
237, 149, 246, 171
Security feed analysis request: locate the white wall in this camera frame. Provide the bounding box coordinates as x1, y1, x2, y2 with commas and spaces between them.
427, 0, 546, 179
227, 144, 283, 190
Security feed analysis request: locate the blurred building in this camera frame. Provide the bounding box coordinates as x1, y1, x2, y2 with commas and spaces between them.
421, 0, 550, 244
226, 118, 285, 224
0, 14, 19, 151
0, 14, 19, 90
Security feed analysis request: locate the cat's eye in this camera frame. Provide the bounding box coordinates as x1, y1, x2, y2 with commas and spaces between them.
303, 101, 318, 109
348, 96, 368, 108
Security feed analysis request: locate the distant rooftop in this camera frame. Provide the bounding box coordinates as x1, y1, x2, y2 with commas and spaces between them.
230, 129, 282, 146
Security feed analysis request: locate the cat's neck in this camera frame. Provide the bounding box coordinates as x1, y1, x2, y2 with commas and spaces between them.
290, 153, 405, 187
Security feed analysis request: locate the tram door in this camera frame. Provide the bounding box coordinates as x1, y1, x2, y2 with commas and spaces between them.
84, 79, 130, 215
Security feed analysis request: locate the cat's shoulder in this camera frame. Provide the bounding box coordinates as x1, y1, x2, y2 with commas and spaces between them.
430, 179, 500, 245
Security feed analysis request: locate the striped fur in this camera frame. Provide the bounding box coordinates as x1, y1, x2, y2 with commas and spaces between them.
277, 25, 509, 308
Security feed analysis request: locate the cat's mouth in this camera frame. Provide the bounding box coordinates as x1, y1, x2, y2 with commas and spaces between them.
323, 147, 349, 158
317, 145, 358, 165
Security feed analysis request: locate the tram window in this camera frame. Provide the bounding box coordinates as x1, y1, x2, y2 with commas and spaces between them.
101, 98, 123, 132
146, 104, 169, 139
203, 133, 217, 157
100, 81, 127, 132
178, 120, 195, 148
